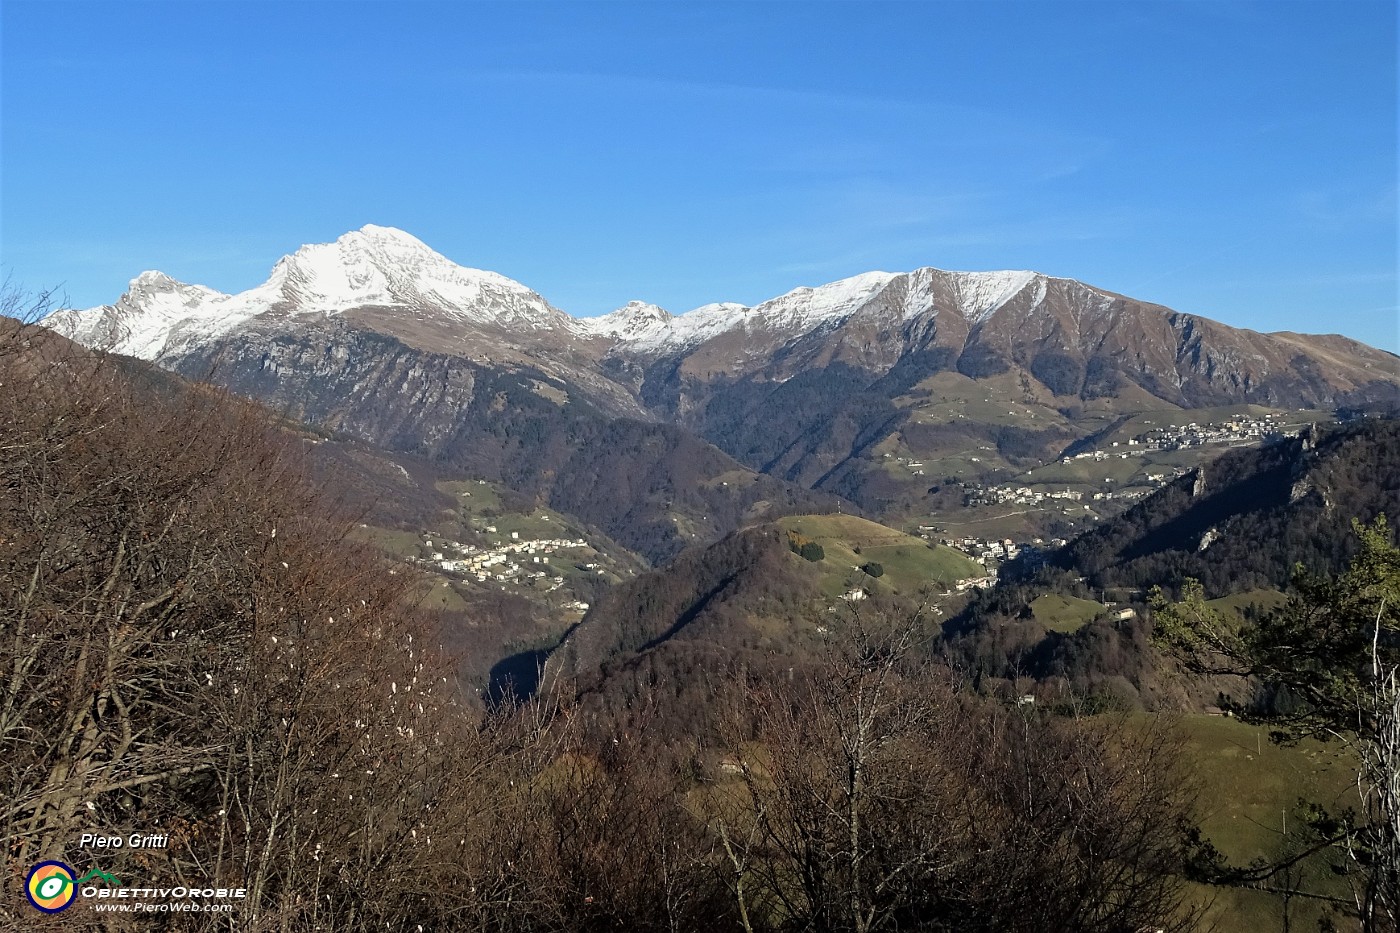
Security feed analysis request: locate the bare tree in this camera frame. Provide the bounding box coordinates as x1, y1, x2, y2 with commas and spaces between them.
714, 605, 1204, 932
0, 318, 559, 931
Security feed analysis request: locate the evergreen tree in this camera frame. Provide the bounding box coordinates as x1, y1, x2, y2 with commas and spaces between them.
1154, 517, 1400, 928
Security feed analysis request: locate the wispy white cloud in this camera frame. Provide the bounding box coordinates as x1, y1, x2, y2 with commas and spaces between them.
461, 68, 917, 115
460, 67, 1113, 179
1295, 183, 1398, 227
1217, 270, 1398, 289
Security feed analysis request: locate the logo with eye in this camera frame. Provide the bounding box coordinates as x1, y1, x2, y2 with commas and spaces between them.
26, 861, 77, 913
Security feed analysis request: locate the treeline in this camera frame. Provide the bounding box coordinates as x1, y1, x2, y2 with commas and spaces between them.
2, 318, 1206, 930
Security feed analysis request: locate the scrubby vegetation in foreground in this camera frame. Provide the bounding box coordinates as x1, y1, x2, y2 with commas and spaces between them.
0, 319, 1216, 931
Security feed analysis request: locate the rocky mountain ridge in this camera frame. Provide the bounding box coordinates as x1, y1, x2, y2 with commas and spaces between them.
47, 225, 1398, 412
41, 226, 1400, 552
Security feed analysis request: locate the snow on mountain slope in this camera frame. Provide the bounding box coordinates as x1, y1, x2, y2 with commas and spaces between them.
37, 226, 1400, 419
45, 224, 1054, 362
580, 269, 1047, 357
270, 225, 565, 327
577, 272, 899, 355
747, 270, 898, 331
44, 225, 571, 360
576, 301, 675, 341
42, 268, 279, 360
35, 222, 1092, 369
578, 300, 752, 352
663, 302, 755, 347
950, 270, 1039, 323
55, 225, 1334, 385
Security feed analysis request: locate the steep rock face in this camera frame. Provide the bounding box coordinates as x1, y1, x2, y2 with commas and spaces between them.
170, 322, 492, 452
165, 320, 831, 564
182, 313, 646, 423
43, 226, 1400, 525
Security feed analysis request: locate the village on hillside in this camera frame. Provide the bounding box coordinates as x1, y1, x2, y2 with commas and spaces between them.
913, 412, 1317, 592
411, 528, 601, 612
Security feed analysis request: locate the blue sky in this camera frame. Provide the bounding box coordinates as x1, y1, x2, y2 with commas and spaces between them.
3, 1, 1396, 350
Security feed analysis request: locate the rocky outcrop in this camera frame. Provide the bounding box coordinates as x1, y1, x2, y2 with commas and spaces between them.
42, 226, 1400, 536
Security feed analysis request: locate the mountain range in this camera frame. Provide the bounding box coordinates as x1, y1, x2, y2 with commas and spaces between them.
48, 225, 1397, 402
44, 225, 1400, 559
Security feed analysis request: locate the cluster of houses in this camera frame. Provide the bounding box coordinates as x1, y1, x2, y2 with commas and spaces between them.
965, 456, 1200, 510
965, 485, 1085, 507
965, 479, 1178, 508
938, 534, 1066, 567
1060, 446, 1146, 463
953, 575, 997, 592
952, 535, 1024, 562
415, 532, 596, 589
892, 415, 1291, 485
1130, 413, 1293, 451
1060, 413, 1293, 466
1089, 487, 1150, 503
1052, 411, 1288, 462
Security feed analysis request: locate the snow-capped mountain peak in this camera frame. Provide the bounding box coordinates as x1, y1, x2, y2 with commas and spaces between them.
266, 224, 552, 320
44, 227, 1055, 366
747, 271, 897, 329
43, 225, 571, 359
121, 270, 220, 304
131, 270, 176, 288
576, 301, 675, 340
575, 273, 900, 354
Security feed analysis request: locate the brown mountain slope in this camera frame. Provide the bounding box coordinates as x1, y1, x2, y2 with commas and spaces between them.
43, 228, 1399, 538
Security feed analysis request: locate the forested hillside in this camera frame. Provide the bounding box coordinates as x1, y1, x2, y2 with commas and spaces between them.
939, 419, 1400, 715
1058, 419, 1400, 596
2, 317, 1213, 932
